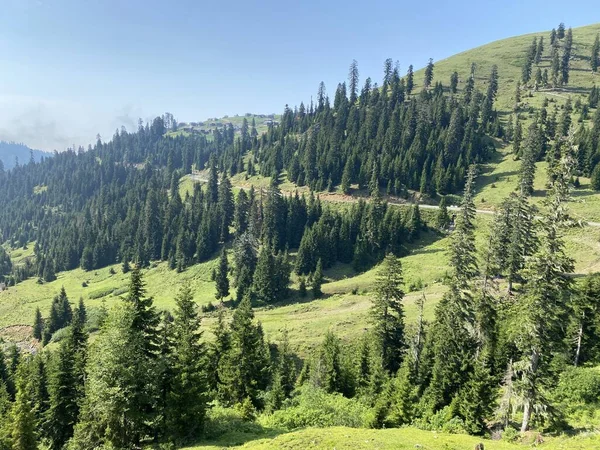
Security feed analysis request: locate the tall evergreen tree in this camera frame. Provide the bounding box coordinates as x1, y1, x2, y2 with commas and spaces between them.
423, 59, 434, 88
515, 133, 575, 432
592, 33, 600, 72
166, 285, 208, 442
370, 254, 405, 373
406, 65, 414, 94
71, 303, 155, 449
32, 309, 42, 341
10, 363, 37, 450
217, 296, 269, 407
312, 258, 324, 298
215, 248, 230, 301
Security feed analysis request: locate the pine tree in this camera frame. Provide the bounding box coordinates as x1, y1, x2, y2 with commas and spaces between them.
557, 22, 565, 39
435, 196, 450, 230
449, 165, 478, 288
423, 59, 434, 88
312, 259, 324, 298
592, 34, 600, 72
45, 336, 79, 449
166, 285, 208, 441
32, 308, 42, 341
71, 303, 155, 449
535, 36, 544, 64
217, 172, 234, 241
450, 71, 458, 94
217, 296, 269, 406
516, 133, 575, 432
121, 258, 130, 273
233, 232, 258, 301
348, 60, 359, 104
206, 155, 219, 204
371, 254, 405, 373
10, 363, 37, 450
406, 65, 414, 94
215, 248, 230, 301
458, 358, 495, 435
311, 331, 344, 394
125, 266, 159, 357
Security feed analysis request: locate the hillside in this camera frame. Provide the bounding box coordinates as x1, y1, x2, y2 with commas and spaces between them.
0, 141, 50, 170
1, 21, 600, 450
183, 426, 600, 450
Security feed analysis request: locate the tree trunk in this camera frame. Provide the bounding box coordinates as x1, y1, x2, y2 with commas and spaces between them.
574, 315, 584, 367
521, 350, 540, 433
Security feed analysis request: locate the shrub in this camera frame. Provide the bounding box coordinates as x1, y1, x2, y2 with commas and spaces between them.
554, 366, 600, 405
111, 286, 128, 297
88, 287, 115, 300
49, 326, 71, 344
502, 426, 520, 442
203, 405, 264, 440
259, 386, 371, 430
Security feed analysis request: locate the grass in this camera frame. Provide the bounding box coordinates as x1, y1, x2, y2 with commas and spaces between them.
182, 425, 600, 450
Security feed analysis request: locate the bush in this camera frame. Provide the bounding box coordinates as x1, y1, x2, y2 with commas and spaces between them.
502, 426, 520, 442
259, 386, 371, 430
85, 306, 108, 332
88, 287, 115, 300
203, 405, 265, 440
49, 326, 71, 344
554, 366, 600, 405
111, 286, 128, 297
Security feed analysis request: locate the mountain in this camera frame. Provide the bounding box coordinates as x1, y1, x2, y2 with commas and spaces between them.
0, 141, 51, 170
1, 22, 600, 450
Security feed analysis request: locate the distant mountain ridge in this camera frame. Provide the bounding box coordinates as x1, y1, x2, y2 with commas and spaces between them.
0, 141, 50, 170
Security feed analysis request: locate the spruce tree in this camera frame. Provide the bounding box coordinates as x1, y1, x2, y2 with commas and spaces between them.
10, 363, 37, 450
450, 71, 458, 94
449, 165, 478, 288
217, 296, 270, 407
370, 254, 405, 373
232, 231, 258, 301
215, 248, 230, 301
515, 134, 575, 432
125, 266, 159, 355
45, 335, 79, 449
405, 65, 414, 94
312, 259, 324, 298
217, 172, 234, 241
71, 303, 155, 449
32, 308, 42, 341
166, 285, 208, 442
435, 196, 450, 230
423, 58, 434, 88
592, 34, 600, 72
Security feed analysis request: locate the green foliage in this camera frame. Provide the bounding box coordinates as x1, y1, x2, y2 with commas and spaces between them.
260, 386, 371, 430
312, 259, 323, 298
215, 248, 230, 301
166, 284, 208, 442
217, 296, 270, 407
370, 254, 405, 373
71, 303, 155, 449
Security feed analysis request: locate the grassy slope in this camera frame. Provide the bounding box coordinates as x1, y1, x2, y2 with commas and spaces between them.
183, 426, 600, 450
4, 24, 600, 346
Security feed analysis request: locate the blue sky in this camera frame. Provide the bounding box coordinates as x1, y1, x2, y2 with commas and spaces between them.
0, 0, 597, 151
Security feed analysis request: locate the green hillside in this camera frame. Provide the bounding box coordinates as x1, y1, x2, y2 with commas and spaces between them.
184, 426, 600, 450
2, 21, 600, 450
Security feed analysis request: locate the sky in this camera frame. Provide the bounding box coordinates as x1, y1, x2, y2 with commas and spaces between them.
0, 0, 597, 151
